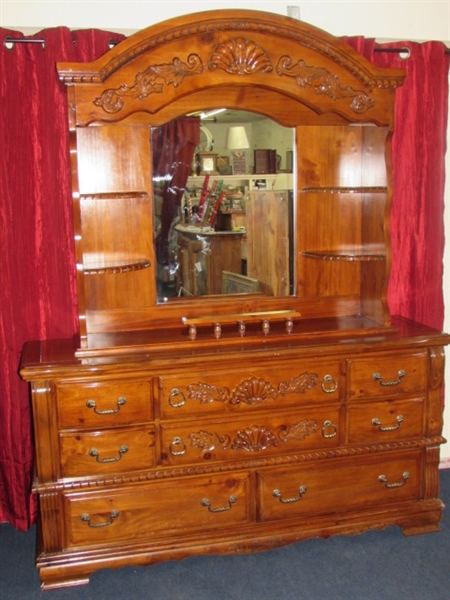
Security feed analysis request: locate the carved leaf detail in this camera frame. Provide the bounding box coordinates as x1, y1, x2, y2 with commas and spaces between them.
94, 54, 203, 113
278, 372, 318, 396
208, 38, 273, 75
279, 419, 317, 442
232, 425, 279, 452
230, 378, 277, 405
187, 382, 230, 404
276, 56, 375, 114
189, 430, 231, 452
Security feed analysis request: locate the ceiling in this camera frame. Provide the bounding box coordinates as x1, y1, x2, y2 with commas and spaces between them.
189, 109, 267, 123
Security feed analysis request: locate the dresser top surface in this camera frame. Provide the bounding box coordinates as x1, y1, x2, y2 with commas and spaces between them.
19, 316, 449, 380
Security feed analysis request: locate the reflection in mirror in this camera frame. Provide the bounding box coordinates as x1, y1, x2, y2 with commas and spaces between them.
152, 111, 295, 303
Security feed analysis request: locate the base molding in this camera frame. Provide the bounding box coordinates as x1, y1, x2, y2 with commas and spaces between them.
36, 499, 444, 590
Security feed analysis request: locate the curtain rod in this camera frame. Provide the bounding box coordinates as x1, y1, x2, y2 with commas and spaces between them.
3, 36, 121, 48
3, 36, 449, 54
374, 46, 450, 57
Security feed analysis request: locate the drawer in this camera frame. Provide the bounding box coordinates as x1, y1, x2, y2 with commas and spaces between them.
59, 426, 156, 477
63, 472, 251, 548
347, 398, 424, 443
160, 360, 341, 419
57, 380, 153, 429
257, 451, 421, 522
348, 352, 427, 400
161, 406, 341, 466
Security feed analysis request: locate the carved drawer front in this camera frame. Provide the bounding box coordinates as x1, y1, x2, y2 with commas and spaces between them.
347, 398, 424, 443
62, 472, 251, 548
257, 451, 421, 522
348, 352, 427, 400
160, 361, 340, 418
161, 406, 340, 466
57, 380, 153, 429
59, 426, 156, 478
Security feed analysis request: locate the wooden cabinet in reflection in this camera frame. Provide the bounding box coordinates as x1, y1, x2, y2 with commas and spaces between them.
176, 226, 244, 296
246, 190, 293, 297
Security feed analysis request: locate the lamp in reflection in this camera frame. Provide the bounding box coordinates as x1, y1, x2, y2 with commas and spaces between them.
227, 126, 250, 175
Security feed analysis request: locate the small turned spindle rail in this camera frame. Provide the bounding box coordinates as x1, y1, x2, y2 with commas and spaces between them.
181, 310, 301, 340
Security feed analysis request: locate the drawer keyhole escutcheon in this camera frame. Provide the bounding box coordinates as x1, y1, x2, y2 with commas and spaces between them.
373, 369, 406, 387
86, 396, 126, 415
201, 495, 237, 513
169, 388, 187, 408
372, 415, 404, 431
89, 445, 128, 463
378, 471, 410, 488
273, 485, 307, 503
321, 374, 338, 394
81, 510, 119, 528
170, 436, 187, 456
322, 420, 337, 438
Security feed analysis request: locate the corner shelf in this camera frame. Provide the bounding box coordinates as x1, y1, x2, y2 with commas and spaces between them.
300, 186, 388, 194
80, 191, 149, 201
83, 258, 151, 276
302, 247, 386, 262
80, 191, 151, 275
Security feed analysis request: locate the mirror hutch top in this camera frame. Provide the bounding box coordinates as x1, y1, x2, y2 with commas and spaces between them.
56, 9, 406, 358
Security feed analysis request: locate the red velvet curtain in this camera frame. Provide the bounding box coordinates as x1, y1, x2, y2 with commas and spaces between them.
0, 29, 448, 530
343, 37, 449, 330
0, 27, 125, 529
152, 117, 200, 266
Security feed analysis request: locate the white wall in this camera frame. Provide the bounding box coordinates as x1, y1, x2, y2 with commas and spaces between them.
1, 1, 449, 40
2, 1, 450, 465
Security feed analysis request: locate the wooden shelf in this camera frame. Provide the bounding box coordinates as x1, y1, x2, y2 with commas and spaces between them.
301, 187, 387, 194
80, 191, 148, 201
302, 248, 385, 261
83, 257, 151, 275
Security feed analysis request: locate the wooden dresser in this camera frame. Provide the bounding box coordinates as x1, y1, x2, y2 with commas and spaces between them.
20, 9, 449, 590
21, 318, 449, 589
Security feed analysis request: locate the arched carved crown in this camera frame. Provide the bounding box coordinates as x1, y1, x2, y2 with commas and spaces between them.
58, 12, 404, 90
58, 10, 405, 127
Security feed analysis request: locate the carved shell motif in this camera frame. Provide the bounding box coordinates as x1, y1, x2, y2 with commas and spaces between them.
230, 378, 278, 405
208, 38, 273, 75
232, 425, 279, 452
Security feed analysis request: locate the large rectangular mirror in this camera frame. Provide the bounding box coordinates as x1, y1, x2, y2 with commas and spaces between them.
152, 110, 295, 303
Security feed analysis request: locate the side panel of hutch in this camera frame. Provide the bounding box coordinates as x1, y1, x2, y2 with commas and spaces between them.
20, 10, 449, 590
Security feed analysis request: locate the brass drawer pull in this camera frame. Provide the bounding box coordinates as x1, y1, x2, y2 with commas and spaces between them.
80, 510, 119, 528
321, 374, 338, 394
86, 396, 126, 415
373, 369, 406, 386
378, 471, 410, 488
170, 436, 187, 456
273, 485, 307, 504
168, 388, 187, 408
201, 495, 237, 513
372, 415, 404, 431
89, 445, 128, 463
322, 420, 337, 438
